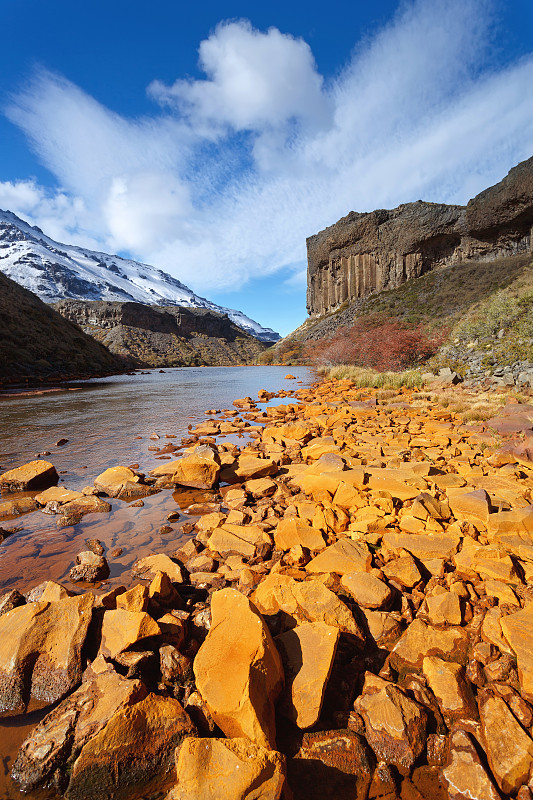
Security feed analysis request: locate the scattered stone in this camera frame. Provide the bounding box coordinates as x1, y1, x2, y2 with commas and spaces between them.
84, 538, 104, 556
99, 609, 161, 659
131, 554, 184, 583
0, 589, 25, 616
70, 551, 110, 583
441, 728, 502, 800
340, 572, 393, 609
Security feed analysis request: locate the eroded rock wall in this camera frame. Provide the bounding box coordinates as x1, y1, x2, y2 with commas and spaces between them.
307, 156, 533, 316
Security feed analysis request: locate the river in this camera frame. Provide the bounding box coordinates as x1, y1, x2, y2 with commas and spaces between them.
0, 365, 313, 800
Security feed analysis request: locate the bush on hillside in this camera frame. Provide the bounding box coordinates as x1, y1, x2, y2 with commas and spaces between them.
306, 316, 445, 371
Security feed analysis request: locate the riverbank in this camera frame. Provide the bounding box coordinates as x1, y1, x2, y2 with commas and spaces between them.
1, 373, 533, 799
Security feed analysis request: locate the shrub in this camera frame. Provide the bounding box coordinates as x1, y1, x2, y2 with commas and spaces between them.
306, 315, 445, 372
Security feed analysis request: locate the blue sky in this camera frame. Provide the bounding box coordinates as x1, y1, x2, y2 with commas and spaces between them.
1, 0, 533, 335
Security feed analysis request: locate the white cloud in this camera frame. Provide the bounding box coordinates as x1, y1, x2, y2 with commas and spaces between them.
149, 20, 330, 132
4, 1, 533, 295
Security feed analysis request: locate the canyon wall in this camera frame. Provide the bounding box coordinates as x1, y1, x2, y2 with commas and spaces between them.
306, 156, 533, 316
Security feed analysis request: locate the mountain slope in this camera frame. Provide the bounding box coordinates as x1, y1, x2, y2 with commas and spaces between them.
0, 210, 280, 343
54, 300, 268, 368
0, 272, 123, 382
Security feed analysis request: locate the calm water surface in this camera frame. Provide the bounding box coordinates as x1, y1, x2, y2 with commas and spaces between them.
0, 365, 313, 800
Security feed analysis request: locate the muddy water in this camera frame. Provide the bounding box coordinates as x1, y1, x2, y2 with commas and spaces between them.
0, 365, 313, 800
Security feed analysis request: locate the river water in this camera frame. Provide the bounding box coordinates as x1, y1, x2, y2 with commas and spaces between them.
0, 365, 313, 800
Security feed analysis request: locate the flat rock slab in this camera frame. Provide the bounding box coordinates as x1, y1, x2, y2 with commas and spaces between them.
131, 554, 185, 583
276, 622, 339, 729
193, 588, 284, 750
479, 693, 533, 795
306, 539, 371, 575
0, 460, 58, 492
0, 593, 94, 716
441, 729, 502, 800
252, 573, 365, 641
500, 603, 533, 700
168, 737, 286, 800
388, 618, 469, 674
99, 609, 161, 660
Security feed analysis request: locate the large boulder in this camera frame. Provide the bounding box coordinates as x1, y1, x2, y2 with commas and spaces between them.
0, 593, 94, 715
12, 670, 146, 792
65, 694, 196, 800
193, 588, 284, 749
0, 460, 58, 492
168, 738, 286, 800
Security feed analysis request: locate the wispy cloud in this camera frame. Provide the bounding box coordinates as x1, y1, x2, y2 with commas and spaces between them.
3, 0, 533, 293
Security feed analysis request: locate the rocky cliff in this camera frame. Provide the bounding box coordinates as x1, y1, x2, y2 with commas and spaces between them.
307, 156, 533, 316
0, 273, 122, 383
54, 300, 268, 367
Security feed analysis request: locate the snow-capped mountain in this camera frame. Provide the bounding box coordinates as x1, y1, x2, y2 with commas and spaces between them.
0, 210, 280, 343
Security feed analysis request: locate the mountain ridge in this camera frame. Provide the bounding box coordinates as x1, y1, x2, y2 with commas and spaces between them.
0, 210, 280, 343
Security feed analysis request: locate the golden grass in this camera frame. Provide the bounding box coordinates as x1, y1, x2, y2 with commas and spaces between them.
318, 365, 425, 389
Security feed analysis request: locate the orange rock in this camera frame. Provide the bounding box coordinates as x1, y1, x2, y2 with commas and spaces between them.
306, 539, 372, 575
441, 729, 502, 800
163, 446, 221, 489
274, 518, 325, 552
354, 673, 427, 775
488, 505, 533, 536
116, 584, 148, 613
131, 554, 184, 583
276, 622, 339, 729
382, 554, 421, 589
341, 573, 392, 609
99, 610, 161, 659
94, 466, 141, 497
422, 657, 477, 721
232, 455, 278, 481
252, 573, 364, 640
381, 530, 461, 560
169, 737, 286, 800
389, 619, 469, 674
193, 588, 284, 749
426, 591, 462, 625
12, 671, 147, 792
290, 729, 375, 800
0, 497, 38, 519
0, 459, 58, 492
479, 693, 533, 795
34, 486, 83, 505
500, 604, 533, 700
66, 694, 196, 800
447, 488, 491, 526
0, 593, 94, 715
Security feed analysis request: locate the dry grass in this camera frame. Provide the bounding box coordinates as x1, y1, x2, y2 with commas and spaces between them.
318, 365, 425, 389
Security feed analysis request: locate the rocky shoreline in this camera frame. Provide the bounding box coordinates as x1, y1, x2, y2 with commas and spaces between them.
1, 376, 533, 799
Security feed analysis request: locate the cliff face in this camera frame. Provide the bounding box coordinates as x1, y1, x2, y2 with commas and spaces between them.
307, 156, 533, 316
54, 300, 268, 367
0, 273, 122, 383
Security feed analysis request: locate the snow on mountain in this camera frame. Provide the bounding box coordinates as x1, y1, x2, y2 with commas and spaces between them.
0, 210, 280, 343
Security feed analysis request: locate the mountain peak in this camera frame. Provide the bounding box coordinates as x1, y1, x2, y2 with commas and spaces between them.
0, 211, 280, 342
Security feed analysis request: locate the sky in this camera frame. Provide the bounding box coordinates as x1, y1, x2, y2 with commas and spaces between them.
1, 0, 533, 336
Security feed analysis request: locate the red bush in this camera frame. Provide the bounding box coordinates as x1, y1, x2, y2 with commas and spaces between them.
306, 316, 445, 371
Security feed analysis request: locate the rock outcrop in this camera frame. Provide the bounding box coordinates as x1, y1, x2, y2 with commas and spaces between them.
307, 156, 533, 315
54, 300, 270, 367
